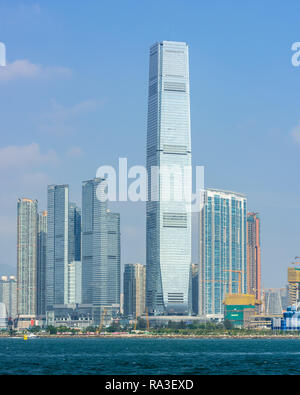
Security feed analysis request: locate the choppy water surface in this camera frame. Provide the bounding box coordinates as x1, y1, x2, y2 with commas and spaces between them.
0, 337, 299, 375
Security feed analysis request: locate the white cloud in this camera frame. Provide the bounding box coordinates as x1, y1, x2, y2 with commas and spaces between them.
0, 140, 58, 269
291, 122, 300, 144
0, 143, 58, 171
0, 59, 71, 82
48, 99, 103, 119
32, 3, 42, 15
0, 216, 16, 237
21, 172, 51, 189
39, 99, 104, 135
67, 146, 84, 158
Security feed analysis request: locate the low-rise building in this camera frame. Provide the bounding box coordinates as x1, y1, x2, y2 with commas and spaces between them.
247, 314, 282, 330
223, 294, 261, 328
15, 315, 43, 330
272, 304, 300, 331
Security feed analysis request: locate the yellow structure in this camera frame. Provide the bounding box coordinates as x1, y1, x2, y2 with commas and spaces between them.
223, 293, 261, 328
288, 267, 300, 282
98, 308, 107, 333
288, 267, 300, 305
223, 294, 256, 306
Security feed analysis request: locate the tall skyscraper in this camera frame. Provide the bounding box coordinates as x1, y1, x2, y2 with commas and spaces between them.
0, 276, 17, 319
106, 211, 121, 306
82, 178, 106, 306
82, 178, 120, 310
247, 212, 261, 300
124, 263, 146, 318
37, 210, 47, 316
198, 189, 247, 318
46, 185, 69, 310
146, 41, 192, 316
17, 198, 38, 316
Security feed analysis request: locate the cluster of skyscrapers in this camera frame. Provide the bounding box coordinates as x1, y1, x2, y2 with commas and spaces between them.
15, 180, 121, 327
0, 41, 265, 329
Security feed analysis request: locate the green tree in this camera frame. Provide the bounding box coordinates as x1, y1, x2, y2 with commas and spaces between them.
107, 320, 121, 332
47, 325, 57, 335
224, 319, 234, 330
85, 326, 98, 333
29, 326, 41, 333
136, 317, 146, 330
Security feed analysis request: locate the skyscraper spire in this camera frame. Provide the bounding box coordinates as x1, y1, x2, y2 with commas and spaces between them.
146, 41, 192, 316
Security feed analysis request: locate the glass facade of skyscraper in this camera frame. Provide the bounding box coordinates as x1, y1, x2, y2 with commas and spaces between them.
46, 185, 69, 310
82, 178, 120, 309
146, 41, 192, 316
82, 178, 107, 305
17, 198, 38, 316
198, 189, 247, 318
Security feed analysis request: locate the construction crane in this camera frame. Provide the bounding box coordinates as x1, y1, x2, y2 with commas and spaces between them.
134, 311, 138, 331
134, 309, 150, 331
201, 279, 225, 283
145, 307, 150, 330
224, 270, 243, 294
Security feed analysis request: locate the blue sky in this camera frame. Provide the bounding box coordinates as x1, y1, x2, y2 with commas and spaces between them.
0, 0, 300, 287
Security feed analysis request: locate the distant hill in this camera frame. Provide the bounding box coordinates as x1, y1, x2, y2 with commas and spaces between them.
0, 264, 16, 277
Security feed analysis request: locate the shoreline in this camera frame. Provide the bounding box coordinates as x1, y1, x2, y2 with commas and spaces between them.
1, 333, 300, 340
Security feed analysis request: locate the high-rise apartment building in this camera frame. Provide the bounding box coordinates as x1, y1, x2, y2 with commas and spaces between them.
198, 189, 247, 318
124, 263, 146, 318
146, 41, 192, 316
82, 178, 120, 310
37, 210, 47, 316
0, 276, 17, 319
46, 185, 69, 310
247, 212, 261, 300
17, 198, 38, 316
67, 261, 82, 304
